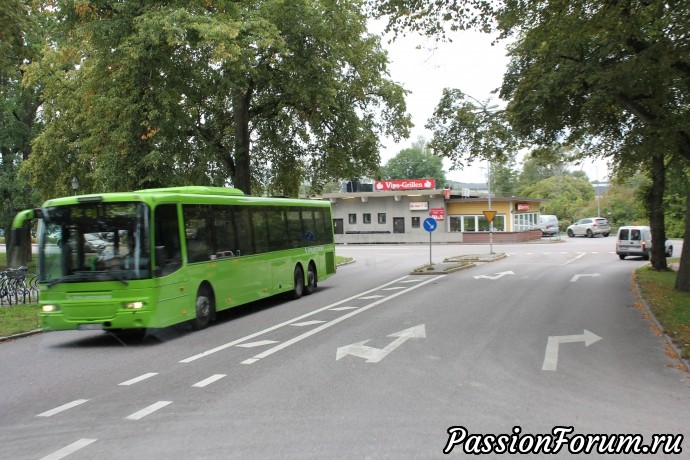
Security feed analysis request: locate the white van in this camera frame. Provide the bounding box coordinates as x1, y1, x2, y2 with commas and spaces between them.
539, 215, 559, 236
616, 226, 673, 260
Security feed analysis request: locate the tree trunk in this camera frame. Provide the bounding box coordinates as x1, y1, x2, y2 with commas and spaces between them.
674, 190, 690, 291
647, 151, 668, 270
232, 84, 254, 195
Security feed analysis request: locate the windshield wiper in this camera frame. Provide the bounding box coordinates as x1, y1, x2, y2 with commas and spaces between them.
44, 272, 92, 287
44, 271, 129, 287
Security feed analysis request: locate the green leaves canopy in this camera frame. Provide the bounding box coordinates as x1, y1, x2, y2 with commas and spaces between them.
24, 0, 411, 198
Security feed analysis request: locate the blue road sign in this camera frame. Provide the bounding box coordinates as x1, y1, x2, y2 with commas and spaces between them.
423, 217, 438, 232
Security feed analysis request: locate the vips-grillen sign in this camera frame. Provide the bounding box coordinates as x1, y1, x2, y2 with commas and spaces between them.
374, 179, 436, 191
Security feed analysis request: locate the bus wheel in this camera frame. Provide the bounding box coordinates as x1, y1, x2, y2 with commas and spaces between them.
192, 286, 214, 330
305, 263, 317, 295
291, 265, 304, 299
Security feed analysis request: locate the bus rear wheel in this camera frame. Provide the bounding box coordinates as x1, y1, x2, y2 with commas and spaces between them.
192, 286, 215, 330
291, 265, 304, 299
305, 263, 317, 295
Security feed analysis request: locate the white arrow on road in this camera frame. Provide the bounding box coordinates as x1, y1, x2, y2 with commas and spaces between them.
570, 273, 601, 282
473, 271, 514, 280
541, 329, 602, 371
336, 325, 426, 363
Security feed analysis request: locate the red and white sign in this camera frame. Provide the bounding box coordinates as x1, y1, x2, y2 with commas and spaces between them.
429, 208, 445, 220
516, 203, 530, 211
374, 179, 436, 191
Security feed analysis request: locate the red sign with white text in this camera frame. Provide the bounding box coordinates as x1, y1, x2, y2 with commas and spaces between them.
374, 179, 436, 191
429, 208, 445, 220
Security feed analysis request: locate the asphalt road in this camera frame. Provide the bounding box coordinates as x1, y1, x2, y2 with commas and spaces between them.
1, 236, 688, 459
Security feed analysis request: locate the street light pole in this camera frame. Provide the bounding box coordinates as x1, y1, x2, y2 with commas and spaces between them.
487, 161, 493, 254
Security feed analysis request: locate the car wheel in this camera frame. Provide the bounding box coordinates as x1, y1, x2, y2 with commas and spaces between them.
567, 229, 575, 237
586, 229, 594, 238
618, 254, 626, 260
603, 232, 609, 237
666, 246, 673, 257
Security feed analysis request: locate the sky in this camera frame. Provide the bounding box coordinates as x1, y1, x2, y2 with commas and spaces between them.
372, 24, 610, 185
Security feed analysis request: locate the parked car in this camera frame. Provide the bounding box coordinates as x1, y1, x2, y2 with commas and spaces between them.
616, 225, 673, 260
566, 217, 611, 238
539, 215, 559, 236
84, 233, 108, 253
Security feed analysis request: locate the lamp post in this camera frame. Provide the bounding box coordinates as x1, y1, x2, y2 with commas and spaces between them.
71, 176, 79, 196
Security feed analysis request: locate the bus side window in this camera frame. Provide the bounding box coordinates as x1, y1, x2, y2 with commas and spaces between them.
155, 204, 182, 276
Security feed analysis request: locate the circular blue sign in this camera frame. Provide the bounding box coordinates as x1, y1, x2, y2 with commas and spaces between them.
423, 217, 438, 232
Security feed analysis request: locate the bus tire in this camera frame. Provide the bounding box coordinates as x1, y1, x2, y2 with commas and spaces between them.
291, 265, 304, 299
305, 262, 317, 295
192, 285, 214, 330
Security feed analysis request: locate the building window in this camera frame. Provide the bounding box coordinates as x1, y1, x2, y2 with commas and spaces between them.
449, 214, 506, 232
378, 213, 386, 224
513, 212, 538, 231
411, 217, 420, 228
348, 214, 356, 224
363, 213, 371, 224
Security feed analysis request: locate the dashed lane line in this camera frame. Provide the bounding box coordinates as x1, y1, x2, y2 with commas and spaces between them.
37, 399, 89, 418
192, 374, 226, 388
125, 401, 172, 421
39, 438, 97, 460
118, 372, 158, 386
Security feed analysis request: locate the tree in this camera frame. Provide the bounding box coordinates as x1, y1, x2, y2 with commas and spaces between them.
381, 141, 446, 186
426, 89, 517, 170
371, 0, 690, 287
1, 0, 46, 266
520, 176, 595, 224
24, 0, 411, 199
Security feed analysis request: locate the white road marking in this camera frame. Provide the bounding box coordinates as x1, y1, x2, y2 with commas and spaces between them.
118, 372, 158, 386
125, 401, 172, 420
358, 295, 385, 299
192, 374, 226, 388
382, 286, 407, 291
290, 320, 326, 326
561, 252, 587, 265
241, 275, 445, 365
37, 399, 89, 417
542, 330, 603, 371
39, 438, 97, 460
180, 276, 419, 363
236, 340, 279, 348
329, 306, 358, 311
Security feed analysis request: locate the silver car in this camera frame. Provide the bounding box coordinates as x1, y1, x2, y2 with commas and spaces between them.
566, 217, 611, 238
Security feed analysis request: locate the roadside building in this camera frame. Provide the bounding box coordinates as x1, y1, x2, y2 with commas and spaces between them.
323, 179, 545, 244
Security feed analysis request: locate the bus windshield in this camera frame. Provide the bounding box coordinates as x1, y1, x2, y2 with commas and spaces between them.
38, 202, 151, 284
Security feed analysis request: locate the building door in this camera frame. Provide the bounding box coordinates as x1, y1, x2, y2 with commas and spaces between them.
333, 218, 343, 234
393, 217, 405, 233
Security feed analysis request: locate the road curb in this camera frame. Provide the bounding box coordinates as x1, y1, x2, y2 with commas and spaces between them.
0, 329, 43, 343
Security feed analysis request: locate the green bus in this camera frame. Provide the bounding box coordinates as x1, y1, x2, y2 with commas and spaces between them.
12, 186, 336, 332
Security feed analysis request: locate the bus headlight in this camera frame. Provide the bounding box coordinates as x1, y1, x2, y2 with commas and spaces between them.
42, 304, 59, 313
123, 301, 145, 310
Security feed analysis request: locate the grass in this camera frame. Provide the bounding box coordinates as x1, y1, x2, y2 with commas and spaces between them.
635, 263, 690, 362
0, 304, 41, 337
0, 252, 40, 338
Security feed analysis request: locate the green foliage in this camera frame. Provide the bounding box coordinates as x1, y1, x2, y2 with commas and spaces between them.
381, 143, 446, 187
520, 175, 594, 223
23, 0, 411, 199
426, 89, 517, 172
